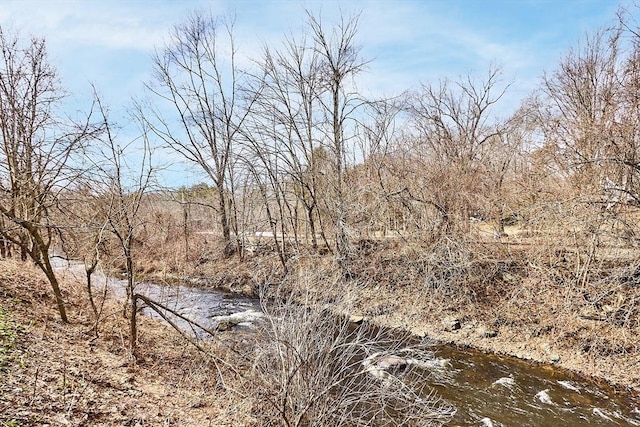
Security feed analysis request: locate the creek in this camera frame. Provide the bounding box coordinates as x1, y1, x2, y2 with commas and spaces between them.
54, 259, 640, 426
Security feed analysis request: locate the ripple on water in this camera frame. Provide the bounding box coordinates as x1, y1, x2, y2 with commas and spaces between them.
557, 380, 580, 392
480, 417, 494, 427
492, 376, 516, 388
593, 408, 613, 421
533, 390, 553, 408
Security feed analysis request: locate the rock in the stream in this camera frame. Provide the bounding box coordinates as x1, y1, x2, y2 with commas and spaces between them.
362, 352, 450, 380
362, 353, 404, 380
376, 355, 408, 370
441, 316, 461, 332
213, 309, 264, 331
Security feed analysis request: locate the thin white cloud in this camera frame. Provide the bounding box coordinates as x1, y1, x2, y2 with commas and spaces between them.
0, 0, 625, 186
2, 0, 210, 51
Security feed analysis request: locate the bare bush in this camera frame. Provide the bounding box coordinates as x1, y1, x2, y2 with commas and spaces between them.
248, 289, 454, 427
403, 67, 513, 238
0, 27, 99, 322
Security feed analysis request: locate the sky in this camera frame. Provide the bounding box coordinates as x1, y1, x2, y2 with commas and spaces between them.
0, 0, 629, 187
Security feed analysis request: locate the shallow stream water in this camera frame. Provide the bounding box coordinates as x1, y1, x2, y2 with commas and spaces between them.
430, 344, 639, 426
54, 259, 640, 426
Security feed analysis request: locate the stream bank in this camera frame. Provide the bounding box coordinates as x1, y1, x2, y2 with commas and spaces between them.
314, 283, 640, 398
169, 249, 640, 398
48, 255, 640, 425
75, 269, 637, 424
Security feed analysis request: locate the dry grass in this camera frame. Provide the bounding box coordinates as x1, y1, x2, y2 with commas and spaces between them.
256, 231, 640, 393
0, 259, 255, 427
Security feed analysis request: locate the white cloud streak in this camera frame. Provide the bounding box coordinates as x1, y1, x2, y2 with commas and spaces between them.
0, 0, 623, 185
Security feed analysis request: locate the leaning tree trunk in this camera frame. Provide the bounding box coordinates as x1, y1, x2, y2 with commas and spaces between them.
30, 226, 69, 323
42, 262, 69, 323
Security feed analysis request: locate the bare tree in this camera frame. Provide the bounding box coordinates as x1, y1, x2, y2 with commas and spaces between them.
248, 29, 327, 252
536, 27, 621, 196
351, 98, 408, 238
0, 27, 98, 322
238, 11, 367, 273
144, 11, 255, 253
91, 94, 155, 358
307, 12, 368, 274
56, 184, 111, 332
240, 25, 332, 266
405, 67, 511, 236
525, 16, 640, 301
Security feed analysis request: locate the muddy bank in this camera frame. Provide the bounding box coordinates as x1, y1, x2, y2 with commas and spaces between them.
181, 247, 640, 396
132, 235, 640, 396
321, 289, 640, 396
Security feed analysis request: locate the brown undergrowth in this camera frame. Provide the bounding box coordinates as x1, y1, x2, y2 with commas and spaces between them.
184, 234, 640, 394
2, 230, 638, 426
0, 259, 255, 427
336, 236, 640, 393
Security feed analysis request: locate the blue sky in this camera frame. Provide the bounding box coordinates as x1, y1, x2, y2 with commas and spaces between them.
0, 0, 628, 186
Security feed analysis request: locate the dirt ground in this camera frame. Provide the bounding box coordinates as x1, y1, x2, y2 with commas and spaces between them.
0, 259, 254, 427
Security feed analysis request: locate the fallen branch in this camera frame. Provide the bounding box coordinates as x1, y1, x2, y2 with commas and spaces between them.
134, 293, 241, 387
134, 293, 215, 348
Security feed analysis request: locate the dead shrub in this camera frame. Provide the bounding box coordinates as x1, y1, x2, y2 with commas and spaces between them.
247, 288, 454, 427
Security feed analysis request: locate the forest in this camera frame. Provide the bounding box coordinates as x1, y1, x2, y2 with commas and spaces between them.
1, 5, 640, 426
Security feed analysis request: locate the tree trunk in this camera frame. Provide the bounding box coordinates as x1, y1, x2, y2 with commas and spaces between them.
125, 251, 137, 358
307, 205, 318, 250
332, 85, 350, 277
217, 180, 232, 252
85, 262, 98, 320
42, 256, 69, 323
130, 294, 138, 360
